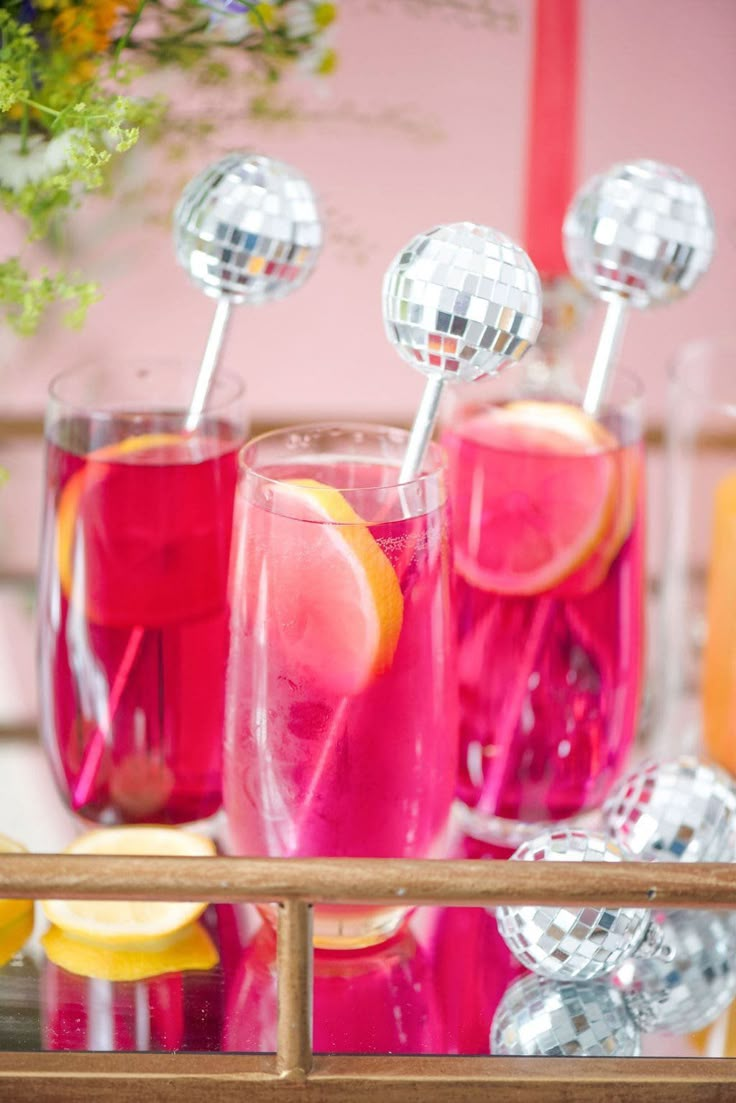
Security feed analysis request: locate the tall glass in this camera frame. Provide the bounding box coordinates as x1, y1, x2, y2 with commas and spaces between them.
38, 364, 247, 825
223, 424, 458, 948
441, 371, 645, 847
657, 338, 736, 771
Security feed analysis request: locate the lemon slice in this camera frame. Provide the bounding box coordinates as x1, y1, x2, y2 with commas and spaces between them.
0, 909, 34, 969
244, 478, 404, 695
42, 919, 219, 982
0, 832, 34, 932
42, 826, 216, 950
56, 433, 185, 598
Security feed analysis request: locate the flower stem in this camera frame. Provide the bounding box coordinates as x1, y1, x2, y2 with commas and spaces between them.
113, 0, 151, 72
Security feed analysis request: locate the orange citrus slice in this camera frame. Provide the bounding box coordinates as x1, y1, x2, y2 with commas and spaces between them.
556, 443, 641, 597
41, 826, 216, 950
243, 478, 404, 696
56, 433, 185, 599
42, 919, 219, 982
0, 832, 34, 933
450, 401, 620, 595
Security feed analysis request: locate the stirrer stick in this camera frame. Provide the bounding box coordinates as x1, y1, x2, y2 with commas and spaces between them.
385, 222, 543, 484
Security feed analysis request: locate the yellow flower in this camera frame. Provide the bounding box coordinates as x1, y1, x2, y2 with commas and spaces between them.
314, 3, 337, 29
249, 3, 278, 27
316, 46, 337, 75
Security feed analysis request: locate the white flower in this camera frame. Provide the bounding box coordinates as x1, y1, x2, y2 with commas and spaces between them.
206, 12, 255, 43
283, 1, 318, 38
0, 131, 78, 192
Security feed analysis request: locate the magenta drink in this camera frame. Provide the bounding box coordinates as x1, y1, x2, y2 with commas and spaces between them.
38, 367, 246, 825
224, 424, 458, 948
441, 381, 644, 843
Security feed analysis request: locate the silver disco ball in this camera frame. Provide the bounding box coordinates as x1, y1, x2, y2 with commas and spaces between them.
382, 222, 542, 382
174, 152, 323, 305
563, 158, 715, 309
603, 756, 736, 862
491, 973, 640, 1057
496, 830, 664, 982
614, 909, 736, 1035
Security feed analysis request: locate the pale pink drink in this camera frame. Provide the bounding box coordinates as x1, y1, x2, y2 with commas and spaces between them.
224, 424, 458, 947
38, 366, 246, 824
441, 377, 644, 845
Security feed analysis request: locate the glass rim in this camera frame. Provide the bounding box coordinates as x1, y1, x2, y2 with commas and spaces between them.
47, 362, 246, 420
239, 420, 447, 495
444, 364, 645, 410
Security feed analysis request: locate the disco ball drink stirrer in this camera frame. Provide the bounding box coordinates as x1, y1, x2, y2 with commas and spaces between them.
71, 153, 322, 814
382, 223, 543, 482
174, 151, 323, 428
564, 158, 715, 414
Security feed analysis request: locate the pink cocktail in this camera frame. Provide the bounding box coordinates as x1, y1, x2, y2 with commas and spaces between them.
441, 379, 644, 844
38, 367, 246, 825
224, 424, 458, 947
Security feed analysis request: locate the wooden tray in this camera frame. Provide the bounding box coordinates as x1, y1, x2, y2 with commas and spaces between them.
0, 851, 734, 1101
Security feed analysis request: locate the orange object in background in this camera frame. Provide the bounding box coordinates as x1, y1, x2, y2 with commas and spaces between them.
691, 998, 736, 1058
702, 472, 736, 776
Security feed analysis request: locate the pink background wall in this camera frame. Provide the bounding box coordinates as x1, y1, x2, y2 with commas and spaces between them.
1, 0, 735, 423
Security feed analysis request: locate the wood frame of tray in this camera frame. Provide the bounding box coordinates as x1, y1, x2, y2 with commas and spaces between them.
0, 852, 735, 1100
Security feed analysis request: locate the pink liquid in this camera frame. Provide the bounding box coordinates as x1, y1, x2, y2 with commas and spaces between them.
224, 460, 458, 945
224, 922, 443, 1055
38, 419, 240, 824
442, 405, 644, 827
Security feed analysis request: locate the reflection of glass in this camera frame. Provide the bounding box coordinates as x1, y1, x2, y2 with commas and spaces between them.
657, 339, 736, 769
441, 373, 645, 844
422, 887, 522, 1054
40, 910, 225, 1052
38, 366, 246, 825
223, 425, 458, 948
224, 920, 442, 1054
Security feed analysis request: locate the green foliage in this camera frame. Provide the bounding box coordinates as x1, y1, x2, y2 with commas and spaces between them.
0, 1, 337, 335
0, 257, 100, 335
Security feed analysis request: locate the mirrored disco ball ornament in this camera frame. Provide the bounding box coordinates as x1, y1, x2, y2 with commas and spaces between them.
491, 973, 641, 1057
382, 222, 542, 383
563, 158, 715, 308
603, 756, 736, 862
496, 830, 670, 982
174, 151, 322, 305
614, 910, 736, 1035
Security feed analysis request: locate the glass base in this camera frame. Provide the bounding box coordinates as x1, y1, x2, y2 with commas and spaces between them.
259, 903, 409, 950
453, 799, 603, 851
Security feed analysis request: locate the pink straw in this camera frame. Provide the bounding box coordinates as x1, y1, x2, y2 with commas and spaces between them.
72, 626, 145, 809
